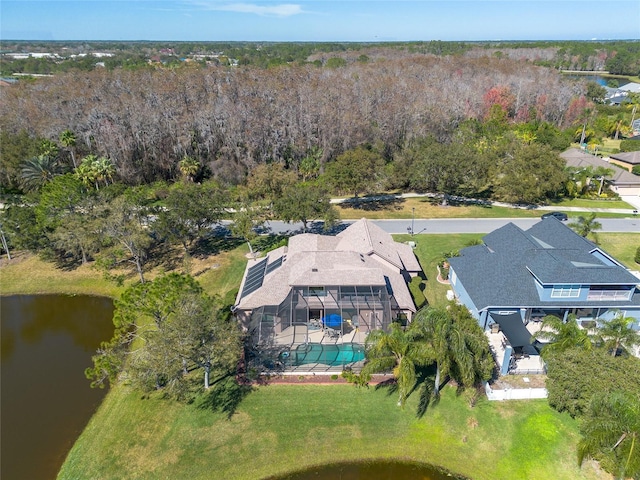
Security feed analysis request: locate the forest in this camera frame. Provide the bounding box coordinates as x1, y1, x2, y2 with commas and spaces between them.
1, 42, 639, 277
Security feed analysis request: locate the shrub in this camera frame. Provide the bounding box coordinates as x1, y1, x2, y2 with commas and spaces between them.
545, 348, 640, 417
341, 367, 370, 388
620, 139, 640, 152
632, 165, 640, 176
635, 245, 640, 265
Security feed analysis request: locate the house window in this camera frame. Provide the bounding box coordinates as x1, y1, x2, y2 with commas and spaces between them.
587, 286, 632, 301
550, 285, 581, 298
306, 286, 326, 297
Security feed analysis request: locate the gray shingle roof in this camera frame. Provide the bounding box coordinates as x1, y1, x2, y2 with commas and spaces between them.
560, 148, 640, 186
610, 151, 640, 166
449, 218, 640, 311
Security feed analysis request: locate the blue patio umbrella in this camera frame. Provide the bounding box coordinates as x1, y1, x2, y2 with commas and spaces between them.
322, 313, 342, 328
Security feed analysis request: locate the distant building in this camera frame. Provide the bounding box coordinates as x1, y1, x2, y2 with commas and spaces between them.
609, 151, 640, 173
560, 148, 640, 198
619, 82, 640, 94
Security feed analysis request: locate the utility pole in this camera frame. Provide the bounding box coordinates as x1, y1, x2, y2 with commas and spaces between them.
411, 207, 415, 236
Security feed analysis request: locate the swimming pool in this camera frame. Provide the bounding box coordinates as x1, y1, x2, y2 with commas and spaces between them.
289, 343, 365, 366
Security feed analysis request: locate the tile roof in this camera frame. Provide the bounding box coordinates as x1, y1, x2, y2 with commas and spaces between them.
235, 218, 419, 312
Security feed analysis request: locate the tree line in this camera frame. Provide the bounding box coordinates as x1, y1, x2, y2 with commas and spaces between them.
1, 53, 587, 189
3, 40, 639, 75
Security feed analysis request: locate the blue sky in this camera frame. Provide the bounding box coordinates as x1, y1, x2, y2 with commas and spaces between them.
2, 1, 639, 42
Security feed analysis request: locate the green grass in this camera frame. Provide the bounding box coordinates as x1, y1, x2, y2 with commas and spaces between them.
338, 197, 542, 220
337, 195, 634, 220
597, 233, 640, 269
0, 253, 124, 297
58, 383, 605, 480
195, 244, 249, 302
394, 233, 484, 307
548, 197, 633, 209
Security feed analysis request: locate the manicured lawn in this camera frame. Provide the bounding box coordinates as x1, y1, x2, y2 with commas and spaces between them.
337, 197, 542, 220
393, 233, 483, 307
548, 197, 633, 209
58, 383, 606, 480
0, 244, 249, 300
597, 233, 640, 269
195, 244, 249, 302
0, 252, 123, 297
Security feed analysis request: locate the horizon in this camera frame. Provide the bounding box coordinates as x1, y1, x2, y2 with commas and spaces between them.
2, 1, 639, 43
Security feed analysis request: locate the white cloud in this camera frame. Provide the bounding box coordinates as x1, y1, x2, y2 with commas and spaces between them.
187, 2, 304, 17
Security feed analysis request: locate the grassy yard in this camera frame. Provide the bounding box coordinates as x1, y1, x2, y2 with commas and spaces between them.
0, 252, 124, 297
337, 195, 634, 220
597, 233, 640, 268
337, 197, 542, 220
548, 197, 633, 209
0, 243, 249, 300
57, 382, 606, 480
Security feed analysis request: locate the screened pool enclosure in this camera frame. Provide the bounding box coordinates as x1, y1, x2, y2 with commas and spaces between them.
246, 284, 399, 372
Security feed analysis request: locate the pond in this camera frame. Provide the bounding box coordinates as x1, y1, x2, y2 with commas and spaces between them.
264, 459, 468, 480
1, 295, 114, 480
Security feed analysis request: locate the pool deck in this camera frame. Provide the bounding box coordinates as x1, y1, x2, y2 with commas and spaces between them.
274, 325, 367, 347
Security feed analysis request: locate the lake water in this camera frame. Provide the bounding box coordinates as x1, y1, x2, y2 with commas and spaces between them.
1, 295, 114, 480
265, 459, 468, 480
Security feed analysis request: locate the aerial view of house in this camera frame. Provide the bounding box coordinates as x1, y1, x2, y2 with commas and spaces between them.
449, 217, 640, 374
233, 218, 422, 372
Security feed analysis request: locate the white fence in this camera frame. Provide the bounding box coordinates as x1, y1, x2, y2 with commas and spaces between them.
484, 382, 548, 401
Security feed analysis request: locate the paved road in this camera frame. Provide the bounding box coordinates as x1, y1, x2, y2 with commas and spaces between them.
263, 217, 640, 235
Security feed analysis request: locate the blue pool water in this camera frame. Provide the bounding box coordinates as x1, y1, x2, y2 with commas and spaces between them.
291, 344, 365, 366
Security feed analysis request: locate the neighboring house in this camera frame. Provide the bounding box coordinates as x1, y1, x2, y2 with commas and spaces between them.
233, 218, 422, 371
603, 86, 629, 105
619, 82, 640, 94
560, 148, 640, 197
449, 218, 640, 373
609, 151, 640, 173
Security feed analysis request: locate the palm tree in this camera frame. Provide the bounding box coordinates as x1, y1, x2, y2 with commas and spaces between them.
75, 154, 99, 189
178, 156, 200, 182
411, 304, 492, 399
531, 314, 594, 359
20, 155, 63, 192
598, 311, 640, 357
39, 139, 59, 158
569, 213, 602, 241
95, 156, 115, 187
361, 323, 430, 407
60, 129, 77, 168
578, 391, 640, 480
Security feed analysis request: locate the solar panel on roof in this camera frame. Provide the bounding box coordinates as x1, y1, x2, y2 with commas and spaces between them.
241, 258, 267, 298
265, 256, 283, 275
